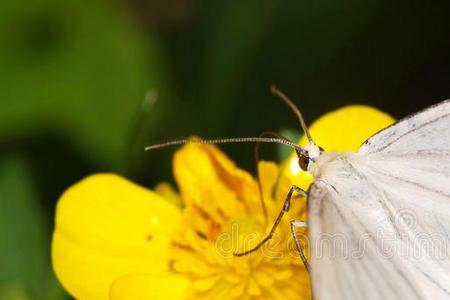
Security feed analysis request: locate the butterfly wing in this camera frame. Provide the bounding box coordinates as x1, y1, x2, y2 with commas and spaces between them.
308, 181, 429, 300
308, 100, 450, 299
359, 99, 450, 156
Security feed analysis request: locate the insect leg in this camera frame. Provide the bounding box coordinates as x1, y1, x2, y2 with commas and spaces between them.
234, 185, 307, 256
290, 220, 310, 273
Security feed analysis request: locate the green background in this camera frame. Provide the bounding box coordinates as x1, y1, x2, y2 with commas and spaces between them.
1, 0, 450, 298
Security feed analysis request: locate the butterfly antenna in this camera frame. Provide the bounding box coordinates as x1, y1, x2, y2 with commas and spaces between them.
145, 137, 304, 152
270, 85, 314, 144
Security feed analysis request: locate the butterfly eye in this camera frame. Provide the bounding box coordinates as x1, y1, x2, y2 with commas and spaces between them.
298, 154, 310, 171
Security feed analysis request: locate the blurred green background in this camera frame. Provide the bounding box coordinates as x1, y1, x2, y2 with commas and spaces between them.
1, 0, 450, 298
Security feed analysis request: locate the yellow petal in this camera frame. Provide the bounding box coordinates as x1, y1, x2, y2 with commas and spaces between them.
52, 174, 181, 300
109, 273, 188, 300
173, 143, 256, 220
154, 182, 183, 208
298, 105, 395, 151
257, 161, 279, 196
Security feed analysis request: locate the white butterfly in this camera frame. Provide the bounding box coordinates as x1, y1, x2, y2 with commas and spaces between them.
146, 88, 450, 299
306, 98, 450, 299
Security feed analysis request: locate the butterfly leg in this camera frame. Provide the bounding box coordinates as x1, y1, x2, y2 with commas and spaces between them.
290, 220, 310, 272
234, 185, 307, 256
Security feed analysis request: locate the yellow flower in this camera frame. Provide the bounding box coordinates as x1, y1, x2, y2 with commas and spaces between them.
51, 105, 394, 300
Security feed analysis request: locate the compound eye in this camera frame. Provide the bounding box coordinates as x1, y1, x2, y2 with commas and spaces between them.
298, 154, 310, 171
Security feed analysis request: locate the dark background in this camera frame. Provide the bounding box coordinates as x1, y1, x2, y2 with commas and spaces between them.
1, 0, 450, 298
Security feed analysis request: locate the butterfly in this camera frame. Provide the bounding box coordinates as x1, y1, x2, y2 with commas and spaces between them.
146, 87, 450, 299
305, 97, 450, 299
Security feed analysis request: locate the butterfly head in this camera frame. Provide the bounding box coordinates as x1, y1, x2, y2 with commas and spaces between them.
296, 142, 324, 172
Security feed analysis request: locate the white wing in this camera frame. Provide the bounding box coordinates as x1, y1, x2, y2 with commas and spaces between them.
359, 99, 450, 156
308, 100, 450, 300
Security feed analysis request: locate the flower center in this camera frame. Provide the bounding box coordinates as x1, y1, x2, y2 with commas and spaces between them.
170, 209, 310, 299
217, 215, 266, 257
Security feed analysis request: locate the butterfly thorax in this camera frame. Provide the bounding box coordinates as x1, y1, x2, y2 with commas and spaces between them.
307, 148, 357, 180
